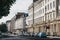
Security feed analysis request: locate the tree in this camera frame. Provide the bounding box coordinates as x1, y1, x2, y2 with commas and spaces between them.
0, 0, 16, 18
33, 0, 38, 2
0, 23, 8, 33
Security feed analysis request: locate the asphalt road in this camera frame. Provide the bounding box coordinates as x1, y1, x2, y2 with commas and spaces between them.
0, 36, 60, 40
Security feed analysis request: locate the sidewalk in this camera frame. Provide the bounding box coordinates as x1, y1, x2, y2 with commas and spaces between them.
47, 36, 60, 38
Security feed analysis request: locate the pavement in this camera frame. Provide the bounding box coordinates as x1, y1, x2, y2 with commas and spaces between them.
47, 36, 60, 38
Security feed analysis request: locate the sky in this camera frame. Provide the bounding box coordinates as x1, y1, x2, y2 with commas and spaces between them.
0, 0, 32, 23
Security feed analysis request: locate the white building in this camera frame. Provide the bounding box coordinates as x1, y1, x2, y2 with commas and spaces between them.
10, 16, 16, 34
14, 12, 28, 35
26, 0, 60, 36
6, 20, 11, 32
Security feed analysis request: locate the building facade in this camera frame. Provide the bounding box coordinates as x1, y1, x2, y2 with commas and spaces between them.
10, 16, 16, 34
26, 0, 60, 36
14, 12, 28, 35
6, 20, 11, 33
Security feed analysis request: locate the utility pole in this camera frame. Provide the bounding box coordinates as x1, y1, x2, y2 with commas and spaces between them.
32, 0, 38, 34
32, 0, 34, 34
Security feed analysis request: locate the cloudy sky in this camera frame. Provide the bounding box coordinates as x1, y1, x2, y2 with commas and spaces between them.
0, 0, 32, 23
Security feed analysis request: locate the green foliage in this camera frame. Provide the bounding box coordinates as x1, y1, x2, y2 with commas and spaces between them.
33, 0, 38, 2
0, 0, 16, 18
0, 23, 8, 33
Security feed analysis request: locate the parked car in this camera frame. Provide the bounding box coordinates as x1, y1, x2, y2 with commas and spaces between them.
37, 32, 47, 38
1, 33, 9, 37
23, 32, 30, 36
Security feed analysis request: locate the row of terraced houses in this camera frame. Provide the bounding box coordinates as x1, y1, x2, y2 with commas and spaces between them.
26, 0, 60, 36
6, 0, 60, 36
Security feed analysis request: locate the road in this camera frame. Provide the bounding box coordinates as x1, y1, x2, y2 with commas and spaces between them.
0, 36, 60, 40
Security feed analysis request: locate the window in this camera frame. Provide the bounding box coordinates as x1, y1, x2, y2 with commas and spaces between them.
50, 13, 52, 20
45, 6, 47, 12
41, 16, 44, 22
49, 13, 50, 20
39, 9, 42, 14
46, 14, 49, 21
53, 12, 56, 19
47, 14, 49, 21
42, 8, 44, 13
42, 1, 44, 6
45, 0, 48, 4
41, 3, 42, 7
50, 3, 52, 9
45, 15, 47, 21
51, 13, 53, 20
41, 9, 43, 14
48, 4, 49, 10
53, 1, 55, 8
58, 11, 60, 16
43, 16, 44, 21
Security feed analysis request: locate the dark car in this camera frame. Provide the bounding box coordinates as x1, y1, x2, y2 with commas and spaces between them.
37, 32, 47, 38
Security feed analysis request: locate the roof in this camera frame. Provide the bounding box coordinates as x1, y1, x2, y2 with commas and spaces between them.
16, 12, 28, 19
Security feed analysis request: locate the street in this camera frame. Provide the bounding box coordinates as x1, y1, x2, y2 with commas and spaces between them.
0, 36, 60, 40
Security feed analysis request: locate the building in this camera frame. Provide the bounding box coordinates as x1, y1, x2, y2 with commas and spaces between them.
26, 0, 60, 36
6, 20, 11, 33
14, 12, 28, 35
6, 16, 16, 34
10, 16, 16, 34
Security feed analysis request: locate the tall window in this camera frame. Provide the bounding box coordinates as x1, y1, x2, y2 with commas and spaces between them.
46, 14, 49, 21
50, 13, 52, 20
42, 1, 44, 6
49, 13, 50, 20
53, 1, 55, 8
53, 12, 56, 19
48, 4, 49, 10
45, 6, 47, 12
47, 14, 49, 21
50, 3, 52, 9
45, 15, 47, 21
45, 0, 48, 4
43, 8, 44, 13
